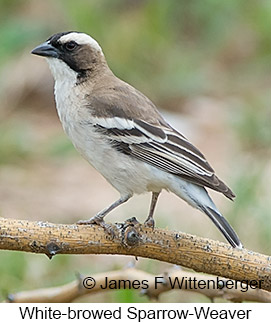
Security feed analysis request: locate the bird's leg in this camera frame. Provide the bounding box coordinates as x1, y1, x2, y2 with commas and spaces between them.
144, 192, 160, 228
77, 194, 132, 230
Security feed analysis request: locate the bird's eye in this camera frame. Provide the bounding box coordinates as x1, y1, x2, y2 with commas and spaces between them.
64, 41, 78, 51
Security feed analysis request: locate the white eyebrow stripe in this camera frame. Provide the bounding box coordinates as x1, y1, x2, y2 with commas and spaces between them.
59, 32, 103, 52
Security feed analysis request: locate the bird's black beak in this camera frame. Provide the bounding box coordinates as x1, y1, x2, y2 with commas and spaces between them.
31, 41, 59, 58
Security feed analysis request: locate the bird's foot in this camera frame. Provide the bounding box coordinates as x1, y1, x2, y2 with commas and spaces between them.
77, 215, 103, 225
77, 216, 115, 238
144, 218, 155, 229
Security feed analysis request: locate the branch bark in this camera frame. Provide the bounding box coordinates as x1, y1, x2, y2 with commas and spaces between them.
0, 217, 271, 292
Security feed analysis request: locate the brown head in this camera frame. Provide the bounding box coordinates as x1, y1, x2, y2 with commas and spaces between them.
31, 31, 109, 82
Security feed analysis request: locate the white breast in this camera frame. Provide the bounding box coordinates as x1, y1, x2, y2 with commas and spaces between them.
46, 57, 174, 196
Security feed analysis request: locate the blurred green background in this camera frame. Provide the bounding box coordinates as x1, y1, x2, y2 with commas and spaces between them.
0, 0, 270, 303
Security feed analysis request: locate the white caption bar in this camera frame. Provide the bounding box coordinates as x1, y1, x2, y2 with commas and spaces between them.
0, 303, 267, 322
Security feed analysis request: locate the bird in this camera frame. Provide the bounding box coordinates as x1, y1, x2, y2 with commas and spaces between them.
31, 31, 242, 248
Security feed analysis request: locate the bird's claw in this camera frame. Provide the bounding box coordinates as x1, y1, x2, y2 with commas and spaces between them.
77, 216, 115, 238
144, 218, 155, 228
77, 219, 97, 225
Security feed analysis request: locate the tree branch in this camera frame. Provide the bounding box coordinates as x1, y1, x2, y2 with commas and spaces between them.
0, 217, 271, 292
6, 268, 271, 303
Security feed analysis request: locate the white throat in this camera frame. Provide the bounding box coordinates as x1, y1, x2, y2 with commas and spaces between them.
46, 57, 79, 132
46, 57, 78, 84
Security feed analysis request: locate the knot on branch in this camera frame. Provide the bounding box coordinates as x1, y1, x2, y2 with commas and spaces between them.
46, 241, 61, 259
120, 217, 142, 248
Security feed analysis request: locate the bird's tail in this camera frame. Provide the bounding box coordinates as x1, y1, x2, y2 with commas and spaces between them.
202, 205, 243, 249
170, 180, 242, 248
